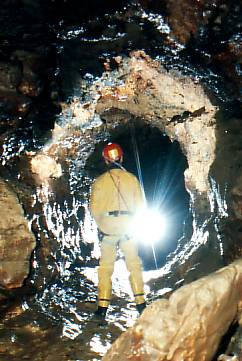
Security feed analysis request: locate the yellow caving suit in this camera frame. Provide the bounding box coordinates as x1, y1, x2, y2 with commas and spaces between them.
90, 167, 145, 308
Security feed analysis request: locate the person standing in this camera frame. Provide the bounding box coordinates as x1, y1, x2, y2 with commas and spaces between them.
89, 142, 146, 318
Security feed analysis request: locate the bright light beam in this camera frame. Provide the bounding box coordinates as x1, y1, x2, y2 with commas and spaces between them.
130, 122, 146, 200
129, 122, 165, 269
130, 207, 167, 245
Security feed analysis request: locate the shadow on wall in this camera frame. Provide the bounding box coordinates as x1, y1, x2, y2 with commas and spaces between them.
85, 118, 191, 270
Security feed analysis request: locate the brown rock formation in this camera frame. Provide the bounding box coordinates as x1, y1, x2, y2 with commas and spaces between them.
64, 51, 217, 199
165, 0, 209, 44
0, 179, 36, 289
102, 259, 242, 361
31, 153, 62, 184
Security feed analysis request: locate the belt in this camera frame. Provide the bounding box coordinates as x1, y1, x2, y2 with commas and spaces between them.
106, 210, 133, 217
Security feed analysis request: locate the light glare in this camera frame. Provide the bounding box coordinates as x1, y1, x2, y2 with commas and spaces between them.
130, 207, 167, 245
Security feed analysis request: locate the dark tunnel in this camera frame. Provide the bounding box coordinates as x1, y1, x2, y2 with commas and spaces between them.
86, 118, 191, 270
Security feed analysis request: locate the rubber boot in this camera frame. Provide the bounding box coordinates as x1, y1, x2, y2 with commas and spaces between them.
94, 306, 108, 319
136, 302, 146, 315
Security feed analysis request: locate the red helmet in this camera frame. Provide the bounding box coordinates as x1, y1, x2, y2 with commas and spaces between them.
102, 143, 123, 162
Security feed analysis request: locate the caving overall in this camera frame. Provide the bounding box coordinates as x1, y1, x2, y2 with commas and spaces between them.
90, 167, 146, 311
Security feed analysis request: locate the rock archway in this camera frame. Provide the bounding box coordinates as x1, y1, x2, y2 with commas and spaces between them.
56, 50, 222, 279
95, 51, 217, 198
63, 50, 218, 207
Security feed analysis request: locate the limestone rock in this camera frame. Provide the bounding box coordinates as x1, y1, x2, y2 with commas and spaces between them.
31, 154, 62, 184
0, 179, 36, 288
60, 51, 217, 197
95, 51, 217, 195
103, 259, 242, 361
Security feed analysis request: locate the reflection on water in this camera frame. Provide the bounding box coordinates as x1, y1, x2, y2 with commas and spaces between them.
90, 334, 112, 357
63, 321, 83, 340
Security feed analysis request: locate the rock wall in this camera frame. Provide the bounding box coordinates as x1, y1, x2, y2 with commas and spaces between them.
0, 179, 36, 289
64, 51, 217, 200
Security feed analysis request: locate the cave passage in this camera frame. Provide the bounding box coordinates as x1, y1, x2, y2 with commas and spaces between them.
88, 119, 190, 270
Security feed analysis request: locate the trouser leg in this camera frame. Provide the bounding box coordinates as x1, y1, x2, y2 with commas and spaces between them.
98, 235, 117, 308
119, 237, 145, 305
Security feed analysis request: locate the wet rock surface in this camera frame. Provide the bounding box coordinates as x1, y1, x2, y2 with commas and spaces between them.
94, 51, 218, 195
0, 178, 36, 289
0, 0, 241, 360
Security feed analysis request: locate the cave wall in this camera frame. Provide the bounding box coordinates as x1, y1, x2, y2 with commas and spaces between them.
95, 51, 218, 198
0, 179, 36, 290
58, 52, 223, 275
